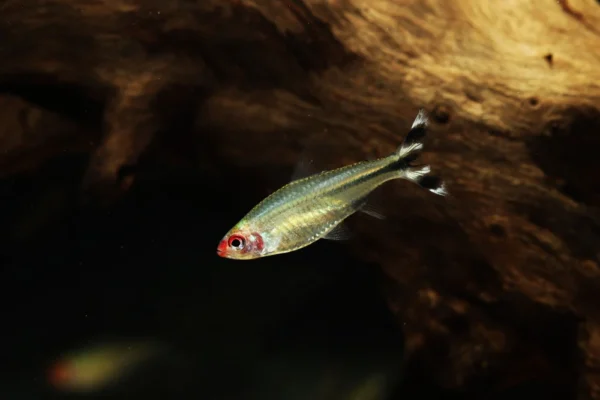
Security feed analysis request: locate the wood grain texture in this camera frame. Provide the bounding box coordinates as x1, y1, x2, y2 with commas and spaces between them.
1, 0, 599, 397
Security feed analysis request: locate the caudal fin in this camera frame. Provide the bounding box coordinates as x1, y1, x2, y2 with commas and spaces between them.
393, 109, 447, 196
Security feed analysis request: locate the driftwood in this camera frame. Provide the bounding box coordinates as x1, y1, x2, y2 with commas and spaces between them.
1, 0, 600, 398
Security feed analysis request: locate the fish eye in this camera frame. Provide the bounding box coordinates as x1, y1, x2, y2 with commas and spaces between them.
228, 235, 245, 250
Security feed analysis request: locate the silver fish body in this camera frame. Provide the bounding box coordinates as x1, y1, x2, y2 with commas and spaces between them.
217, 109, 447, 260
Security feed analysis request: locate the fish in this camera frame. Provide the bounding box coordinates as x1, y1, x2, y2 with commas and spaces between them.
346, 373, 391, 400
47, 340, 165, 393
217, 109, 447, 260
248, 356, 395, 400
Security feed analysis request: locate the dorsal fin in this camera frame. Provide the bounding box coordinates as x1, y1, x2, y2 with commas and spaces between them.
291, 158, 317, 181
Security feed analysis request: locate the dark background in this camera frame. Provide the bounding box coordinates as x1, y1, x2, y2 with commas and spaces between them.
1, 155, 412, 400
0, 153, 574, 400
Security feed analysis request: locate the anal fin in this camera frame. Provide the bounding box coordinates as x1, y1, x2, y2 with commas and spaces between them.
355, 195, 387, 220
359, 203, 387, 220
323, 222, 353, 241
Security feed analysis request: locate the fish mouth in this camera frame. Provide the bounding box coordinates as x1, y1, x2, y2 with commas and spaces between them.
216, 240, 227, 257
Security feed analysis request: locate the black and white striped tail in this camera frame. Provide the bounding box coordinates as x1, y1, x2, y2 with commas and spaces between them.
393, 109, 447, 196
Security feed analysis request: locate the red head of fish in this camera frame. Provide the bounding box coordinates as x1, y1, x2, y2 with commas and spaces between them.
48, 360, 73, 388
217, 230, 265, 260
